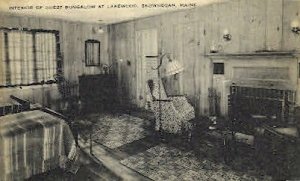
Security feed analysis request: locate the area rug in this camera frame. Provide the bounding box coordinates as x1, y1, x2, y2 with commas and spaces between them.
120, 144, 272, 181
81, 113, 151, 149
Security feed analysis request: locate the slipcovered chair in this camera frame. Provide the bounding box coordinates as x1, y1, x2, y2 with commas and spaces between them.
146, 79, 195, 135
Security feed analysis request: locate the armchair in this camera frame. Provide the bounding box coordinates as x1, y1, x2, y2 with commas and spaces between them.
147, 79, 195, 134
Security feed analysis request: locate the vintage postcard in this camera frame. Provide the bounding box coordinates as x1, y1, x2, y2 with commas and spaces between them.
0, 0, 300, 180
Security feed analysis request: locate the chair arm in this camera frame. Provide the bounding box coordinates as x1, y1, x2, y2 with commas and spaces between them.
152, 100, 176, 112
171, 97, 194, 110
153, 99, 172, 102
168, 94, 187, 97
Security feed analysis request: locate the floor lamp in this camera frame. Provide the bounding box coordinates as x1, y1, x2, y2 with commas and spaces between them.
146, 53, 184, 138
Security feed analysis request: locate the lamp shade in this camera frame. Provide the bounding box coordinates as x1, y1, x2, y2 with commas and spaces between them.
164, 60, 184, 77
291, 19, 300, 28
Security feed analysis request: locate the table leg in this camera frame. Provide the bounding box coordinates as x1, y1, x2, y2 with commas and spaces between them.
89, 132, 93, 155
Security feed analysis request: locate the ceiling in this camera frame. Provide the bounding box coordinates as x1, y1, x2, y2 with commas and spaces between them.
0, 0, 222, 24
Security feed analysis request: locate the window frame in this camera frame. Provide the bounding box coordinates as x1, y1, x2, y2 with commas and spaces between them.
0, 27, 62, 88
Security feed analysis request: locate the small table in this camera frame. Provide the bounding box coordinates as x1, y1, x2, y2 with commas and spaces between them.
190, 118, 237, 164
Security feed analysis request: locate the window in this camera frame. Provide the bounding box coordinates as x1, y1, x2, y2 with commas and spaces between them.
213, 62, 224, 75
85, 39, 100, 66
0, 28, 61, 87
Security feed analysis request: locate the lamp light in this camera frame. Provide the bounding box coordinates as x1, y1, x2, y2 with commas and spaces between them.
164, 58, 184, 77
146, 53, 184, 77
93, 26, 105, 34
291, 19, 300, 34
97, 27, 104, 34
223, 29, 232, 41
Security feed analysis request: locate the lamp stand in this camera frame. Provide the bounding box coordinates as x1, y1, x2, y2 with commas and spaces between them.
152, 53, 169, 141
146, 53, 170, 141
157, 63, 164, 141
146, 53, 184, 141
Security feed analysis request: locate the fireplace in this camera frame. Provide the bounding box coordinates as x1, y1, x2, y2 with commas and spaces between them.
208, 52, 298, 120
208, 52, 299, 179
229, 85, 296, 132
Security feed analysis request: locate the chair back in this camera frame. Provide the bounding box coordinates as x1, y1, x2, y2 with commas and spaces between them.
147, 79, 168, 100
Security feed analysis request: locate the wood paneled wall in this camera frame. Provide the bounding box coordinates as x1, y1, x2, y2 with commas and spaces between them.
0, 12, 110, 109
109, 0, 300, 116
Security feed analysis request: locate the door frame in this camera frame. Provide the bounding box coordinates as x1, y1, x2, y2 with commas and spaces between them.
135, 28, 158, 108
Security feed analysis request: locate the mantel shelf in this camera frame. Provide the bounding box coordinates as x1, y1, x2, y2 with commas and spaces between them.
205, 51, 299, 58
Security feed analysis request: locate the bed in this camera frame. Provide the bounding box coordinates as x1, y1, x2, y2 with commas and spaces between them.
0, 107, 79, 181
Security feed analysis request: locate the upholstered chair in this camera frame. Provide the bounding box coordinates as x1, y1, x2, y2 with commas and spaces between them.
146, 79, 195, 135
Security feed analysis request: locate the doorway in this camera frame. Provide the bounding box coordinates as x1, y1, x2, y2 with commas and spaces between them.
135, 29, 158, 108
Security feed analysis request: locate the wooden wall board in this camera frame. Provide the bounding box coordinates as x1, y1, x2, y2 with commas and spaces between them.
109, 0, 300, 116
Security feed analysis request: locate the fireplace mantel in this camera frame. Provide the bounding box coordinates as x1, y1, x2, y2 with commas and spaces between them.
205, 51, 298, 59
209, 51, 299, 116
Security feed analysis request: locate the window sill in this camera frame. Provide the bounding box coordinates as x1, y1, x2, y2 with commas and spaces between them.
0, 83, 58, 90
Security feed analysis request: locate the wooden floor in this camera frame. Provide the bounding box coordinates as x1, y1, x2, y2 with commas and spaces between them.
79, 136, 153, 181
27, 109, 300, 180
27, 136, 152, 181
28, 109, 156, 181
27, 149, 120, 181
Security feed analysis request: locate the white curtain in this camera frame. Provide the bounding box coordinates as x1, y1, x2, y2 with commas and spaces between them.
0, 31, 5, 85
0, 29, 57, 86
